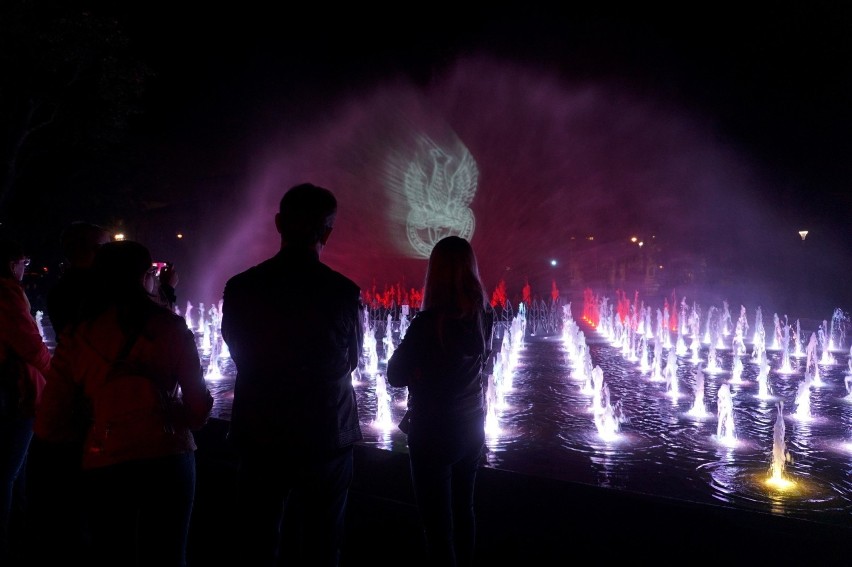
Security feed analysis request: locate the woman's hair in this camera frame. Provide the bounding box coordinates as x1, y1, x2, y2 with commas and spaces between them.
421, 236, 488, 317
0, 239, 25, 279
84, 240, 161, 336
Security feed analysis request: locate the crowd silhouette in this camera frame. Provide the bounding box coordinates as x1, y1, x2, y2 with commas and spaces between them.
0, 181, 497, 567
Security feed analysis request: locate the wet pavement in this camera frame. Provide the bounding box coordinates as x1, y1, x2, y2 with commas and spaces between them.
188, 418, 851, 566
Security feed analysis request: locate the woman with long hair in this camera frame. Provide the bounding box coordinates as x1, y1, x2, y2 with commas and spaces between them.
0, 240, 50, 563
387, 236, 493, 567
35, 240, 212, 567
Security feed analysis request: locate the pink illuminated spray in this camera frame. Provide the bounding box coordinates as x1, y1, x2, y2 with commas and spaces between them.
193, 55, 802, 309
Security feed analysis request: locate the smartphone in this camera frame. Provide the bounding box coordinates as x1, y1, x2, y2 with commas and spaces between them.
152, 262, 169, 277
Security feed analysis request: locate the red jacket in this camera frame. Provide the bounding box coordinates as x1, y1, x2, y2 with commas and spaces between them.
36, 305, 213, 469
0, 276, 50, 417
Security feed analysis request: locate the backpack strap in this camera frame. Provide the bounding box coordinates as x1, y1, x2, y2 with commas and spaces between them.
115, 325, 143, 365
106, 322, 179, 400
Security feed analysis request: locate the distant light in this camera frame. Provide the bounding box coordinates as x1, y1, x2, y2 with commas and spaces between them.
550, 259, 558, 267
658, 265, 664, 269
176, 233, 184, 239
587, 236, 594, 241
114, 233, 126, 241
798, 230, 808, 241
638, 241, 644, 247
630, 236, 638, 243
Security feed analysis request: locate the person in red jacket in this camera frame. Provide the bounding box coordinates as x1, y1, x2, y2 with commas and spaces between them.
0, 239, 50, 564
36, 240, 213, 567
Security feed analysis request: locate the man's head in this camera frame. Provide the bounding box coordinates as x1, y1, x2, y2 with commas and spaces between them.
93, 240, 152, 293
275, 183, 337, 249
60, 221, 111, 269
0, 239, 28, 281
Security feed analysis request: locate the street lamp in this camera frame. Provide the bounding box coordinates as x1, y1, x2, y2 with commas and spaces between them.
798, 230, 808, 241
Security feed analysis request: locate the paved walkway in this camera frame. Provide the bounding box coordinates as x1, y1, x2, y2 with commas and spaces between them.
188, 418, 850, 566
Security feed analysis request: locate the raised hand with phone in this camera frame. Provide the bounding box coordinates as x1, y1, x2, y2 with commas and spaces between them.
148, 261, 178, 311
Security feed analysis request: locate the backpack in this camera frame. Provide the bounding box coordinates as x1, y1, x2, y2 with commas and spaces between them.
76, 330, 182, 461
87, 367, 179, 459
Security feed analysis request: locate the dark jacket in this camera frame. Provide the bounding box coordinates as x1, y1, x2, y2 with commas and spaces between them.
387, 308, 493, 434
221, 247, 364, 456
46, 266, 95, 341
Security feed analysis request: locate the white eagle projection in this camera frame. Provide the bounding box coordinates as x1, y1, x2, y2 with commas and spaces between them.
403, 146, 478, 258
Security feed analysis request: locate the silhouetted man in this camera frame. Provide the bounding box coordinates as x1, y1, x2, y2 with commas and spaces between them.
222, 183, 364, 566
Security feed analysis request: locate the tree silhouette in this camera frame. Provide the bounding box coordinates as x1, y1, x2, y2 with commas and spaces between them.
0, 1, 151, 246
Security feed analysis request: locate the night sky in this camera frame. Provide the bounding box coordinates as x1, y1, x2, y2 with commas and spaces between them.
4, 3, 852, 319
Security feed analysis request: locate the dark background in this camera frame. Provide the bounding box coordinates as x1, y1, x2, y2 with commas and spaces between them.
2, 2, 851, 319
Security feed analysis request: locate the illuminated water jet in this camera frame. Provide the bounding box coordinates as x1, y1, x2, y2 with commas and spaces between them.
591, 366, 623, 440
767, 402, 795, 490
372, 373, 394, 430
716, 383, 736, 446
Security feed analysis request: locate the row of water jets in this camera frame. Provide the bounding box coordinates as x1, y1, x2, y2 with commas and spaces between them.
575, 296, 852, 491
184, 297, 531, 436
150, 296, 846, 494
